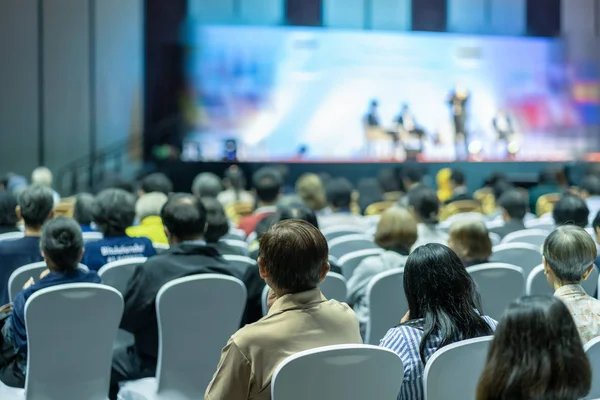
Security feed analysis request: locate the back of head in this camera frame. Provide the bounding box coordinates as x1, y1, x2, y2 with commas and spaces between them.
378, 168, 400, 193
539, 168, 558, 185
325, 177, 353, 210
136, 192, 168, 221
140, 173, 173, 195
41, 217, 84, 272
191, 173, 222, 198
498, 189, 527, 220
402, 164, 424, 189
18, 185, 55, 228
253, 167, 282, 204
403, 244, 492, 361
485, 172, 507, 188
375, 207, 418, 252
581, 175, 600, 197
31, 167, 53, 188
259, 219, 328, 293
295, 173, 326, 211
224, 166, 247, 191
449, 220, 492, 264
93, 189, 136, 237
408, 187, 440, 224
477, 296, 590, 400
0, 191, 18, 228
553, 194, 589, 228
542, 225, 597, 282
278, 205, 319, 228
161, 194, 207, 242
201, 197, 229, 243
450, 169, 466, 186
493, 180, 513, 201
73, 193, 95, 226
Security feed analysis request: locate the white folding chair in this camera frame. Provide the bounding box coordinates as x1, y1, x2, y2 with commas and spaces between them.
524, 218, 554, 231
467, 263, 525, 320
0, 231, 24, 242
261, 284, 270, 316
220, 238, 249, 249
228, 228, 246, 241
501, 229, 549, 247
337, 248, 384, 279
271, 344, 403, 400
528, 264, 599, 296
321, 226, 365, 242
439, 212, 486, 230
0, 283, 123, 400
488, 232, 501, 246
365, 269, 406, 345
320, 272, 347, 302
8, 262, 47, 301
117, 275, 247, 400
82, 231, 104, 243
489, 243, 542, 278
585, 336, 600, 399
423, 336, 494, 400
153, 243, 169, 254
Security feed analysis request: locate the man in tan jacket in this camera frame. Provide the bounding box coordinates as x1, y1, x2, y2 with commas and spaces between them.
205, 219, 362, 400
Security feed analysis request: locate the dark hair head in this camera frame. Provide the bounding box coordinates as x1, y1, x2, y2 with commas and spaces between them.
41, 217, 84, 272
450, 169, 466, 186
259, 219, 328, 293
543, 225, 597, 283
493, 180, 513, 201
18, 185, 54, 228
539, 168, 558, 185
73, 193, 95, 226
201, 197, 229, 243
581, 175, 600, 197
408, 187, 440, 224
498, 189, 527, 220
161, 194, 207, 241
476, 296, 591, 400
404, 244, 493, 363
0, 191, 18, 228
253, 168, 282, 204
378, 168, 401, 193
224, 166, 247, 191
402, 164, 425, 186
140, 173, 173, 195
93, 189, 136, 237
370, 100, 378, 108
278, 205, 319, 228
325, 177, 354, 209
485, 172, 507, 188
552, 194, 589, 228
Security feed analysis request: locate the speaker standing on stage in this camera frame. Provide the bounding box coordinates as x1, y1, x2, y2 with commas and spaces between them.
447, 85, 469, 140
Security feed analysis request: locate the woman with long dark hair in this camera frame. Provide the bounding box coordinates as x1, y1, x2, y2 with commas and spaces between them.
380, 243, 495, 399
476, 296, 591, 400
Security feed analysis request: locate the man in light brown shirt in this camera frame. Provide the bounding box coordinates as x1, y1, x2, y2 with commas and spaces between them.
205, 220, 362, 400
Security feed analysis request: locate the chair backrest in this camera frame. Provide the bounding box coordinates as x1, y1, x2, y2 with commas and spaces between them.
365, 268, 406, 345
0, 231, 25, 242
25, 283, 123, 400
528, 264, 599, 296
82, 231, 104, 243
227, 228, 246, 241
261, 284, 270, 316
337, 248, 385, 279
423, 336, 494, 400
524, 218, 555, 231
155, 274, 247, 397
329, 234, 377, 259
97, 257, 146, 295
489, 243, 542, 277
8, 262, 47, 301
321, 226, 365, 241
439, 201, 483, 221
440, 211, 486, 227
220, 238, 249, 249
585, 336, 600, 399
467, 263, 525, 320
153, 243, 170, 254
271, 344, 404, 400
501, 229, 549, 247
488, 232, 501, 246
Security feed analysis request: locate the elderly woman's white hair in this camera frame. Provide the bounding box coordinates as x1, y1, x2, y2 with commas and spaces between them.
136, 192, 168, 221
31, 167, 53, 188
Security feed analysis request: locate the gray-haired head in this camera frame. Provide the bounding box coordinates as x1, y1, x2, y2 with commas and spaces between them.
191, 173, 222, 198
136, 192, 168, 221
543, 225, 597, 282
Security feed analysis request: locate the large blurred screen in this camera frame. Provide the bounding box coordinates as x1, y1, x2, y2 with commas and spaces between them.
183, 25, 599, 162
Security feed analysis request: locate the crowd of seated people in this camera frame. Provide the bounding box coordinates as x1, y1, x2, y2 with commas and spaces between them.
2, 163, 600, 400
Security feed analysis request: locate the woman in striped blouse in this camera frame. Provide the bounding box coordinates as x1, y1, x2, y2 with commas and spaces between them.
380, 244, 497, 400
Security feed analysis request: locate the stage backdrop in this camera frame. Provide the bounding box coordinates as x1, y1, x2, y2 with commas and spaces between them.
183, 25, 598, 162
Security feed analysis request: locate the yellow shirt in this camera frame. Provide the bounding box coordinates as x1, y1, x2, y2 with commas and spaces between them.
126, 216, 168, 245
205, 288, 362, 400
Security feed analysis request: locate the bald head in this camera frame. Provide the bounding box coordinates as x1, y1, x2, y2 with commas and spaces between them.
543, 225, 597, 282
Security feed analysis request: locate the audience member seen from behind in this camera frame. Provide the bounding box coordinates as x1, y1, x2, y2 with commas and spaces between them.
30, 167, 59, 204
381, 244, 495, 400
83, 189, 156, 271
0, 192, 19, 234
488, 189, 528, 238
357, 178, 384, 215
409, 187, 448, 250
347, 207, 418, 335
580, 174, 600, 226
593, 212, 600, 266
0, 217, 101, 388
205, 220, 362, 400
73, 193, 96, 233
398, 164, 426, 207
542, 225, 600, 343
111, 194, 259, 398
126, 192, 169, 245
529, 168, 561, 215
553, 193, 589, 228
238, 167, 282, 236
202, 197, 247, 257
476, 296, 591, 400
448, 220, 492, 267
137, 172, 173, 197
191, 172, 222, 199
295, 173, 328, 214
0, 185, 54, 304
217, 166, 254, 207
319, 177, 365, 229
446, 169, 472, 204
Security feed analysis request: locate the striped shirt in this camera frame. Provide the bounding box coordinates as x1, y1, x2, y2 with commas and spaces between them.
380, 316, 497, 400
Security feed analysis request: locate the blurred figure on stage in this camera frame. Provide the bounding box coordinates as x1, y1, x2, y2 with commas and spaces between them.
447, 84, 470, 159
365, 100, 380, 128
492, 109, 519, 159
395, 104, 424, 160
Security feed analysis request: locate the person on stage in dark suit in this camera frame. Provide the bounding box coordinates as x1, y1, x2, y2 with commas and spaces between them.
448, 85, 470, 159
364, 100, 380, 128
